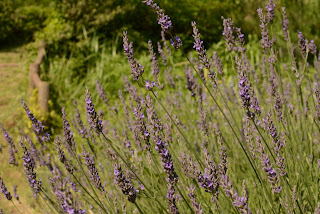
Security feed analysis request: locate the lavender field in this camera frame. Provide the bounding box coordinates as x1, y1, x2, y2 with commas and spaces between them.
1, 0, 320, 213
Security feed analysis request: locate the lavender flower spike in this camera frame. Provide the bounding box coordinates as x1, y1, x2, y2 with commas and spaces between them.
83, 149, 104, 192
13, 185, 20, 203
266, 0, 276, 23
281, 7, 289, 41
257, 8, 272, 53
62, 107, 76, 156
191, 21, 211, 71
170, 35, 182, 49
113, 163, 137, 203
73, 99, 87, 138
221, 175, 252, 213
20, 141, 42, 195
123, 31, 144, 81
142, 0, 173, 32
20, 98, 50, 143
85, 87, 103, 136
187, 185, 203, 214
0, 123, 18, 166
96, 80, 108, 106
0, 177, 12, 201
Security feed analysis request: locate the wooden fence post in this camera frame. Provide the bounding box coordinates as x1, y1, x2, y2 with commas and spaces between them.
28, 41, 50, 113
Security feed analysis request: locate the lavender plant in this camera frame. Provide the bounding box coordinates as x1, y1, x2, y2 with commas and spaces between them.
1, 1, 320, 213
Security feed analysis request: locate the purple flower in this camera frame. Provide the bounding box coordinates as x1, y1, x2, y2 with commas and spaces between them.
146, 95, 178, 185
167, 184, 179, 214
21, 98, 50, 145
308, 40, 317, 55
157, 41, 167, 65
132, 104, 151, 150
113, 163, 137, 203
266, 0, 276, 23
13, 185, 20, 203
257, 8, 272, 53
221, 175, 252, 213
145, 80, 156, 91
96, 80, 108, 106
83, 149, 104, 192
0, 177, 12, 200
85, 87, 103, 136
298, 31, 307, 58
187, 185, 203, 214
256, 135, 282, 193
20, 141, 42, 195
142, 0, 173, 32
62, 107, 76, 156
191, 21, 212, 76
55, 137, 74, 174
123, 31, 144, 81
161, 31, 172, 56
281, 7, 289, 41
73, 99, 88, 139
222, 17, 236, 51
0, 123, 18, 166
170, 35, 182, 49
148, 40, 160, 75
212, 51, 223, 75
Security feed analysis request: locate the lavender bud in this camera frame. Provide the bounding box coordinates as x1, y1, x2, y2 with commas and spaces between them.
62, 107, 76, 156
20, 141, 42, 195
308, 40, 317, 55
298, 31, 307, 58
73, 99, 87, 138
257, 8, 272, 53
0, 123, 18, 166
13, 185, 20, 203
21, 99, 50, 144
170, 35, 182, 49
123, 31, 144, 81
148, 40, 160, 78
157, 41, 167, 65
85, 87, 103, 136
83, 149, 104, 192
0, 177, 12, 200
96, 80, 108, 106
113, 163, 137, 203
167, 184, 179, 214
266, 0, 276, 23
142, 0, 173, 32
281, 7, 289, 41
187, 185, 203, 214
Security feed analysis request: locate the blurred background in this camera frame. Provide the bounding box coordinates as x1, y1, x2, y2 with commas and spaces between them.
0, 0, 319, 212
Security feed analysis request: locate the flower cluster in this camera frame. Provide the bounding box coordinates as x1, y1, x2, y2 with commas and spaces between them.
113, 163, 137, 203
96, 80, 108, 106
21, 98, 50, 145
85, 87, 103, 136
83, 149, 104, 192
142, 0, 172, 32
123, 31, 145, 81
0, 177, 12, 201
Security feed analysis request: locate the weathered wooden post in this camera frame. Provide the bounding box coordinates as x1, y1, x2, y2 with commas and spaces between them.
28, 41, 50, 113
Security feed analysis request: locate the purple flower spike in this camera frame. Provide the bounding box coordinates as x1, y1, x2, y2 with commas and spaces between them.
83, 149, 104, 192
73, 99, 88, 139
221, 175, 252, 213
142, 0, 173, 32
20, 141, 42, 195
266, 0, 276, 23
257, 8, 272, 53
145, 80, 156, 91
187, 185, 203, 214
148, 40, 160, 78
281, 7, 289, 41
170, 35, 182, 49
298, 31, 307, 58
85, 87, 103, 136
20, 99, 50, 144
13, 185, 20, 203
62, 107, 76, 157
123, 31, 145, 81
113, 163, 137, 203
191, 21, 212, 74
96, 80, 108, 106
0, 177, 12, 201
0, 123, 18, 166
